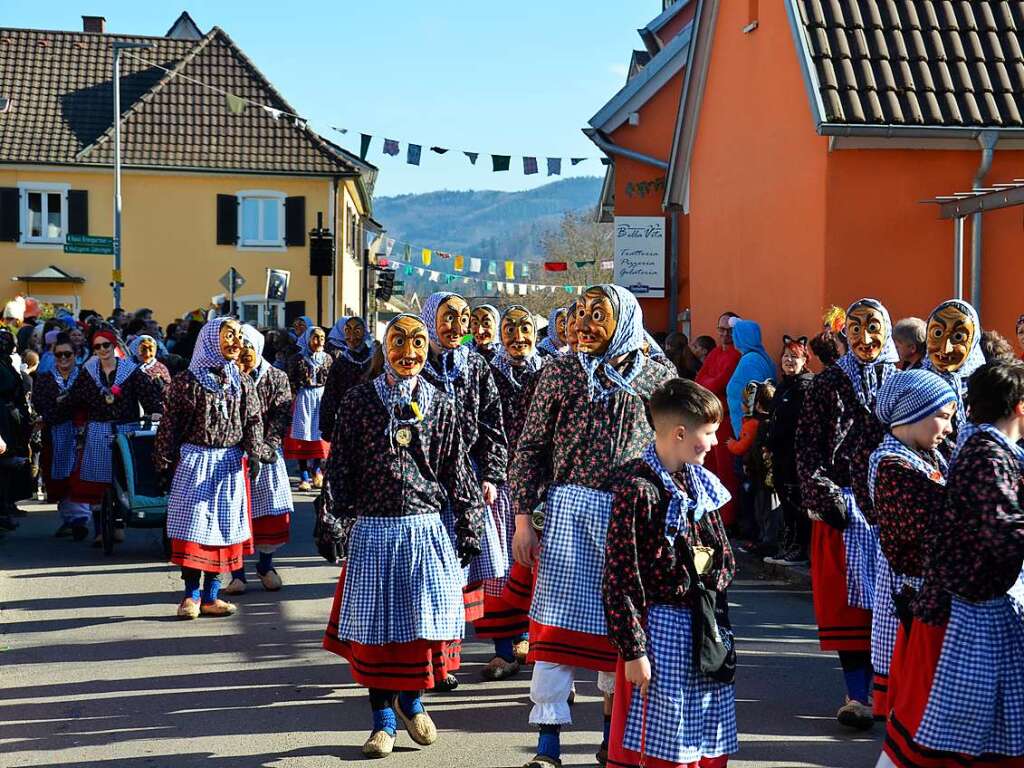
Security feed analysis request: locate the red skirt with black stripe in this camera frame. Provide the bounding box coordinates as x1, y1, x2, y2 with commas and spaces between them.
323, 568, 461, 691
463, 581, 485, 623
283, 435, 329, 460
607, 657, 730, 768
252, 513, 290, 549
169, 455, 254, 573
528, 619, 617, 673
475, 561, 532, 639
810, 521, 871, 651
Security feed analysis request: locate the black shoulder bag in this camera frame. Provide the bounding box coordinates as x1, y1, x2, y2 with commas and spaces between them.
681, 532, 736, 684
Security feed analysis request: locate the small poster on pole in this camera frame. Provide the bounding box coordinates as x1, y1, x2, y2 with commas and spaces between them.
613, 216, 666, 298
266, 268, 290, 302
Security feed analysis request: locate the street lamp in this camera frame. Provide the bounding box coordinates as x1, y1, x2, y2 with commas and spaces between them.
111, 41, 153, 312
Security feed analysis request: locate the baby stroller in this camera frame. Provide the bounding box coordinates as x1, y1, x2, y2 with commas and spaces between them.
96, 419, 169, 556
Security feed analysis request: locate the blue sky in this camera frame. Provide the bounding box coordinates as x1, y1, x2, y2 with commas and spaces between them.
11, 1, 658, 197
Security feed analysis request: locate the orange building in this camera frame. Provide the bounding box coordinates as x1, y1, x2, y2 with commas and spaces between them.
586, 1, 696, 332
592, 0, 1024, 347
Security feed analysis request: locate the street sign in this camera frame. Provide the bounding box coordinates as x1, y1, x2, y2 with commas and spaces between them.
266, 269, 290, 302
65, 234, 114, 255
220, 268, 246, 293
393, 281, 406, 296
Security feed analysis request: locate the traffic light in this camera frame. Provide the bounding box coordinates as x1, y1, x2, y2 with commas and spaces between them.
375, 268, 396, 302
309, 232, 335, 276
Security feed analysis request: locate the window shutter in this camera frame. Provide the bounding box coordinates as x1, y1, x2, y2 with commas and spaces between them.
284, 196, 305, 246
216, 194, 238, 245
0, 187, 19, 241
67, 190, 89, 235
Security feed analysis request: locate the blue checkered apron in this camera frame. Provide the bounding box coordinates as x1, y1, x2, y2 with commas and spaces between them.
440, 497, 507, 584
290, 386, 325, 441
871, 548, 900, 677
165, 444, 249, 546
530, 484, 613, 636
50, 421, 80, 480
484, 485, 514, 597
622, 604, 739, 764
337, 514, 466, 645
251, 450, 293, 519
841, 488, 878, 610
80, 421, 137, 484
915, 581, 1024, 756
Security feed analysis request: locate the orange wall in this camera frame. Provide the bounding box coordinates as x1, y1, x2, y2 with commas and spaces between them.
687, 0, 829, 351
825, 149, 1023, 342
610, 68, 687, 331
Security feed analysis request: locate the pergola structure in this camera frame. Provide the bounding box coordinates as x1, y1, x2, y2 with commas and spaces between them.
925, 179, 1024, 309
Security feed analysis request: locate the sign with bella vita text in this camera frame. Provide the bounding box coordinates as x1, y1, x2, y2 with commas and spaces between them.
613, 216, 665, 299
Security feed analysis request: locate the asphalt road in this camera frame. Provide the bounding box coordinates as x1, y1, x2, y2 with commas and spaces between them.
0, 495, 881, 768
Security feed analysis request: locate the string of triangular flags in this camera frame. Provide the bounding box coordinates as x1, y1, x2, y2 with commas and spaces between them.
334, 128, 594, 176
375, 236, 614, 295
122, 52, 596, 176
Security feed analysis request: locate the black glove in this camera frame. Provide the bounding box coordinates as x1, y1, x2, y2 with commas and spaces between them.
248, 458, 261, 485
458, 542, 481, 569
815, 491, 849, 530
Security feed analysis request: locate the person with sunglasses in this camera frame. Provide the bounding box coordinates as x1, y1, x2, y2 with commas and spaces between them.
66, 327, 164, 546
32, 332, 90, 539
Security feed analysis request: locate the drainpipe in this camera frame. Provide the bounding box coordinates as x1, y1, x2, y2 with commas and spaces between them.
582, 128, 669, 170
668, 210, 679, 334
970, 131, 998, 315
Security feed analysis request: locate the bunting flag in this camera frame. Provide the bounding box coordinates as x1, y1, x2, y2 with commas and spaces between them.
465, 151, 479, 165
383, 139, 400, 156
564, 285, 575, 294
225, 93, 246, 114
437, 251, 451, 260
421, 248, 432, 266
571, 158, 587, 166
404, 265, 414, 276
431, 146, 449, 155
547, 157, 562, 176
492, 155, 511, 172
429, 270, 440, 282
407, 144, 422, 165
263, 105, 283, 120
504, 260, 515, 279
520, 262, 531, 278
523, 157, 538, 175
385, 238, 396, 257
545, 262, 568, 272
454, 254, 465, 271
575, 260, 595, 268
518, 284, 528, 296
601, 260, 614, 269
404, 244, 412, 263
360, 133, 372, 160
485, 281, 494, 291
470, 257, 482, 273
488, 261, 498, 276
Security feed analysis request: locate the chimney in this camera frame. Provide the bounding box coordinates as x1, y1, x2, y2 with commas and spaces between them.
82, 16, 106, 34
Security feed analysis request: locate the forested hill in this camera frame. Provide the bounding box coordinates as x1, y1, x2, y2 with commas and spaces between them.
374, 176, 603, 262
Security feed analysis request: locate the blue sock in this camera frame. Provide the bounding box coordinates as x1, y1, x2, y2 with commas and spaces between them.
602, 714, 611, 745
843, 666, 869, 703
397, 690, 425, 717
257, 551, 274, 576
301, 470, 311, 482
231, 567, 246, 583
183, 572, 201, 602
494, 637, 515, 662
372, 706, 397, 736
537, 725, 561, 760
201, 573, 221, 604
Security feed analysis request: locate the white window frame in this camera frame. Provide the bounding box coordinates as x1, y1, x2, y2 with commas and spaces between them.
236, 190, 286, 251
18, 182, 69, 248
236, 294, 285, 328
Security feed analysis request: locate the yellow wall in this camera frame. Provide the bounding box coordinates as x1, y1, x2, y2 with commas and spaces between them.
0, 167, 365, 328
337, 182, 365, 319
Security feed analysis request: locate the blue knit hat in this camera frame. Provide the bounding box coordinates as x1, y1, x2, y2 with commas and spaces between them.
875, 369, 957, 428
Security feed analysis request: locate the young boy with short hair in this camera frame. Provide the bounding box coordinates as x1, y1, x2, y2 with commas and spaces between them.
603, 378, 738, 768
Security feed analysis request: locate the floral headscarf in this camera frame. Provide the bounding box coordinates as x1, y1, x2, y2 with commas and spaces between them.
576, 284, 647, 402
128, 335, 158, 371
537, 307, 568, 356
329, 316, 373, 365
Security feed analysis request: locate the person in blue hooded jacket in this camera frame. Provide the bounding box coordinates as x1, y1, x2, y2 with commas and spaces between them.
726, 320, 777, 438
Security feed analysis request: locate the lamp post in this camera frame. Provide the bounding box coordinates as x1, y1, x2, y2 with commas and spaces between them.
111, 41, 153, 312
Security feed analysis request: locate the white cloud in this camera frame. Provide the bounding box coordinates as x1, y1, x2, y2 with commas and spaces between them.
608, 63, 628, 79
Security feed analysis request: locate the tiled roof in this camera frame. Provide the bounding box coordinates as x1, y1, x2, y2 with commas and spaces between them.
0, 26, 359, 175
792, 0, 1024, 128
